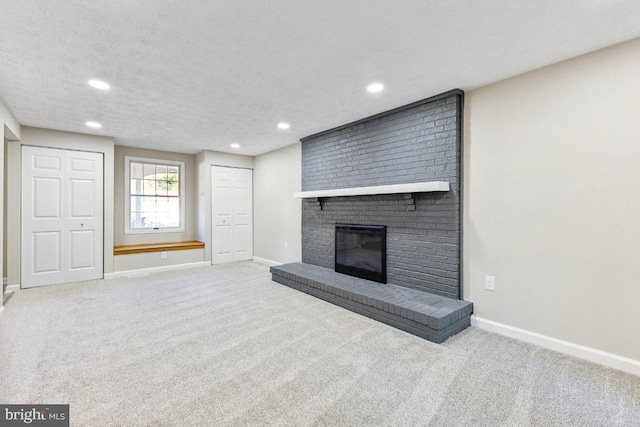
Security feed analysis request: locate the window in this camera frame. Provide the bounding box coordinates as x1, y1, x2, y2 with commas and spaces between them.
124, 156, 185, 233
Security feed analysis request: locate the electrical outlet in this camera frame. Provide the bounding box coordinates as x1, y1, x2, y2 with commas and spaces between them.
161, 251, 167, 259
485, 275, 495, 291
284, 242, 288, 250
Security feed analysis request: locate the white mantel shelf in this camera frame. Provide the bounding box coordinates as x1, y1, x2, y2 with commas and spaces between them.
294, 181, 450, 199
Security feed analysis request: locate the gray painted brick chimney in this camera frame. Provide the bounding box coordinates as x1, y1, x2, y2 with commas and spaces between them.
300, 90, 463, 299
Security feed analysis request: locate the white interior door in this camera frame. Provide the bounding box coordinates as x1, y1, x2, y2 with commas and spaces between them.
21, 147, 65, 287
22, 146, 104, 288
65, 150, 104, 283
211, 166, 253, 264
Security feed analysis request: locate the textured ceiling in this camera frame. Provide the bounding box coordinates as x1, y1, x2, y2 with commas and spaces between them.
1, 1, 639, 155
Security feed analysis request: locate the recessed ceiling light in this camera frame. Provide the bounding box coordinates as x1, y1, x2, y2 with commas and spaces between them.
367, 82, 384, 93
277, 122, 290, 130
86, 121, 102, 128
88, 79, 110, 90
230, 143, 240, 149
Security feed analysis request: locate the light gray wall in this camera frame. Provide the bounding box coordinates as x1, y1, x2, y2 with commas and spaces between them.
6, 127, 115, 285
464, 38, 640, 360
254, 143, 302, 264
196, 150, 254, 262
114, 145, 198, 246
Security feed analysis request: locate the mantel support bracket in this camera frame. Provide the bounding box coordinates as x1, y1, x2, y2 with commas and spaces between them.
310, 197, 326, 210
403, 193, 416, 211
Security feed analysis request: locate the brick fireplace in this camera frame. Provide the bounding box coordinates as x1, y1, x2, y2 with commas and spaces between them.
271, 89, 472, 342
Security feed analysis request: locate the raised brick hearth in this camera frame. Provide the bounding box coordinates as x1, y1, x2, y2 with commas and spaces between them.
271, 263, 473, 343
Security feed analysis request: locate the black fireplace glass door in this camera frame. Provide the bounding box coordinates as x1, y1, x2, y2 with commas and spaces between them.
335, 224, 386, 283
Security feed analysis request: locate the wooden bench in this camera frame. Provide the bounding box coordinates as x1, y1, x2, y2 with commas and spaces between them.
114, 240, 205, 255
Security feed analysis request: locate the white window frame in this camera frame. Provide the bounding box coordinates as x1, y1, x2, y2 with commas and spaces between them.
124, 156, 186, 234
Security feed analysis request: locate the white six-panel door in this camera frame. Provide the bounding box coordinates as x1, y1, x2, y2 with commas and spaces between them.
22, 146, 104, 288
211, 166, 253, 264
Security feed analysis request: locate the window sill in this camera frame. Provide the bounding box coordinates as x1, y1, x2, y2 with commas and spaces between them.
124, 227, 186, 235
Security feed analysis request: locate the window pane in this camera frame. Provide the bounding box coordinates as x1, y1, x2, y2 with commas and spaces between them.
130, 212, 142, 228
130, 212, 157, 228
167, 181, 179, 196
156, 165, 167, 176
165, 197, 180, 213
144, 214, 155, 228
143, 179, 156, 195
143, 163, 155, 178
167, 166, 179, 175
131, 162, 144, 179
141, 196, 157, 212
130, 179, 143, 195
156, 179, 169, 196
147, 212, 160, 228
156, 197, 169, 212
155, 212, 169, 228
131, 195, 144, 212
166, 212, 180, 227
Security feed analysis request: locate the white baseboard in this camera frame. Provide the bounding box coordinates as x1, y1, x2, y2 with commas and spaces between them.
252, 257, 282, 267
5, 284, 20, 293
104, 261, 210, 279
471, 315, 640, 377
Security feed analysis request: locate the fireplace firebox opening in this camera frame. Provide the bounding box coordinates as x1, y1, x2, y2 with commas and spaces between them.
335, 224, 387, 283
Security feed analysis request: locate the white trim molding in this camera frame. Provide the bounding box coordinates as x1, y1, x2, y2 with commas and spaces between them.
5, 284, 20, 293
294, 181, 449, 199
471, 315, 640, 377
252, 257, 283, 267
0, 306, 4, 318
105, 261, 210, 279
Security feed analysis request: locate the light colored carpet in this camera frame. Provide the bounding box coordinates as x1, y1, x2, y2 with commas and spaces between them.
0, 261, 638, 426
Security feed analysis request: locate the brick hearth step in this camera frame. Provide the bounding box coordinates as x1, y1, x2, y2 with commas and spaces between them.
270, 262, 473, 343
